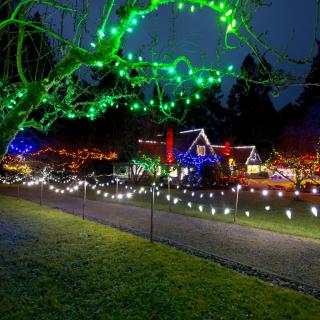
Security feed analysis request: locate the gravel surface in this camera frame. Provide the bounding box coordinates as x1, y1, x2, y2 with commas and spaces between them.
1, 186, 320, 295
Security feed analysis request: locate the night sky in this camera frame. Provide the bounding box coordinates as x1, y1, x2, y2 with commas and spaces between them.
76, 0, 318, 109
35, 0, 319, 110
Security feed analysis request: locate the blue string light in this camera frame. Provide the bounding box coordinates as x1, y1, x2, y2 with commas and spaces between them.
175, 152, 220, 185
9, 140, 34, 154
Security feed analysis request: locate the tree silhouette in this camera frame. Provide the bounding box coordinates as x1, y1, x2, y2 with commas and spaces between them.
227, 54, 279, 147
298, 41, 320, 110
182, 84, 226, 141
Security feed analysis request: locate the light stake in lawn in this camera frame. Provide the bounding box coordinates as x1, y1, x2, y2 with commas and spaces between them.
234, 184, 241, 222
150, 183, 155, 243
40, 179, 44, 206
286, 210, 292, 220
115, 178, 119, 201
17, 182, 20, 200
168, 177, 171, 212
82, 181, 87, 219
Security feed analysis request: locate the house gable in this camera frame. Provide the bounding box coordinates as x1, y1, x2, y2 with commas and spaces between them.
212, 145, 262, 166
178, 129, 217, 158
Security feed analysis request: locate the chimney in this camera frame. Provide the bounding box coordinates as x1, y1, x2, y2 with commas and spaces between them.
166, 128, 174, 164
224, 141, 231, 156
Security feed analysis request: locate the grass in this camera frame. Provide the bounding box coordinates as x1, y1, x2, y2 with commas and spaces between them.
0, 194, 320, 319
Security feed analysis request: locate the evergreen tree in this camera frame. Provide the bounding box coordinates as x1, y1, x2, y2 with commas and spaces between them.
226, 54, 279, 148
297, 40, 320, 110
182, 84, 226, 141
280, 42, 320, 153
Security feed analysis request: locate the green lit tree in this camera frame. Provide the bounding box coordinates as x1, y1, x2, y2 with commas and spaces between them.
132, 153, 163, 242
132, 153, 162, 183
0, 0, 317, 162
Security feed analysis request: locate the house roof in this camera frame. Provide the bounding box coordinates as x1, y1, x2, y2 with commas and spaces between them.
212, 145, 261, 165
138, 139, 166, 162
175, 129, 217, 157
138, 128, 261, 165
174, 129, 203, 152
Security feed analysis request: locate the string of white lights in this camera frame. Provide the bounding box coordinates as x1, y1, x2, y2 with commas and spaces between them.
1, 174, 319, 220
13, 179, 319, 220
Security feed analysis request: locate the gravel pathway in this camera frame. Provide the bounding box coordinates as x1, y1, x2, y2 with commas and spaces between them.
1, 186, 320, 292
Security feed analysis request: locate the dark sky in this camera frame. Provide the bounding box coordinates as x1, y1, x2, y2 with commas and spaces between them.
59, 1, 319, 109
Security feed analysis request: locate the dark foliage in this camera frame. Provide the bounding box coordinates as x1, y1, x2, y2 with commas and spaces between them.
226, 54, 280, 152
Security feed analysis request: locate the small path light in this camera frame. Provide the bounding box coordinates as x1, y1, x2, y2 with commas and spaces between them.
286, 210, 292, 220
234, 184, 241, 222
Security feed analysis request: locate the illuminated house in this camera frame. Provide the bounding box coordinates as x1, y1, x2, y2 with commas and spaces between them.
136, 128, 262, 181
211, 144, 262, 175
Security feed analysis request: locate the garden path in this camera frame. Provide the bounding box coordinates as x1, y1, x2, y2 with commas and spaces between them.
1, 186, 319, 289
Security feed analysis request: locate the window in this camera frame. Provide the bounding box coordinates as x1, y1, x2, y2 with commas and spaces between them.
196, 145, 206, 156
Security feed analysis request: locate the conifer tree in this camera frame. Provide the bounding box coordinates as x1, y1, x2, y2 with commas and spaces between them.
227, 54, 279, 146
298, 41, 320, 110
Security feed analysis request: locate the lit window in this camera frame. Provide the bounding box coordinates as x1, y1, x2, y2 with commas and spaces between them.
229, 158, 236, 167
196, 145, 206, 156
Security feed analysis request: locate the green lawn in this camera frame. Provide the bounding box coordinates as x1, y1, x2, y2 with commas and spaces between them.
81, 185, 320, 241
0, 195, 319, 319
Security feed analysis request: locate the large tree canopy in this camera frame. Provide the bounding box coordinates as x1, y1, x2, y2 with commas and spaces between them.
0, 0, 318, 162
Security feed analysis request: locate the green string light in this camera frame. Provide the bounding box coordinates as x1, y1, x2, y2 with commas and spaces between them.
1, 0, 294, 154
98, 30, 105, 39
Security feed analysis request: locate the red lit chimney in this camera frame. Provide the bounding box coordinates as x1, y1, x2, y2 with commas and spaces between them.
224, 141, 231, 156
166, 128, 174, 164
